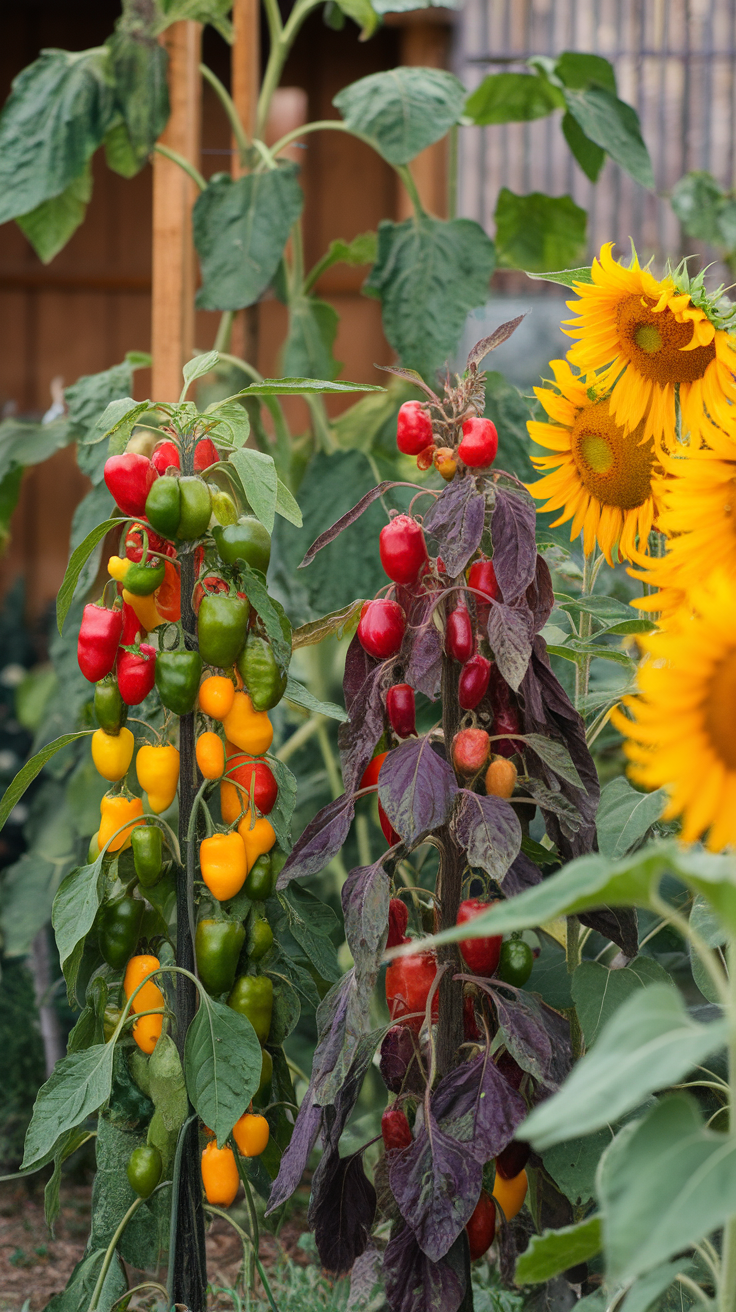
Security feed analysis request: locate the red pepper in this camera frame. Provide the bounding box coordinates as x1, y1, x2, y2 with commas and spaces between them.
151, 441, 180, 475
121, 602, 142, 646
385, 950, 438, 1030
386, 684, 416, 738
359, 751, 388, 791
104, 454, 158, 519
451, 728, 490, 777
357, 600, 406, 660
225, 747, 278, 815
387, 898, 408, 949
78, 604, 123, 683
458, 417, 498, 469
379, 515, 428, 587
381, 1105, 413, 1152
458, 655, 491, 711
495, 1139, 530, 1181
468, 558, 500, 630
379, 802, 401, 847
396, 401, 433, 455
446, 601, 474, 663
117, 644, 156, 705
466, 1190, 496, 1260
154, 559, 181, 622
125, 523, 176, 561
194, 438, 219, 472
456, 899, 502, 976
488, 665, 520, 757
193, 574, 229, 616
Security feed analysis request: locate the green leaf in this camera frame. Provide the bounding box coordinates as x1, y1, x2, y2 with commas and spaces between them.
282, 296, 341, 382
522, 733, 583, 787
546, 641, 634, 669
671, 171, 736, 252
205, 398, 251, 449
82, 396, 149, 447
332, 0, 379, 38
563, 87, 654, 189
333, 67, 466, 165
65, 357, 143, 440
52, 858, 105, 971
236, 563, 291, 678
56, 517, 124, 632
554, 51, 617, 93
522, 985, 728, 1151
158, 0, 234, 41
0, 48, 115, 224
571, 957, 675, 1048
0, 730, 92, 835
526, 266, 593, 288
284, 674, 348, 722
543, 1129, 612, 1207
277, 884, 341, 983
149, 1033, 188, 1133
527, 933, 573, 1010
104, 117, 142, 178
22, 1041, 117, 1170
275, 477, 302, 528
599, 1094, 736, 1282
494, 188, 587, 273
184, 996, 262, 1147
307, 231, 378, 289
182, 349, 220, 389
265, 757, 298, 852
232, 377, 382, 396
227, 447, 277, 533
193, 166, 304, 311
364, 215, 496, 381
689, 893, 727, 1003
16, 163, 93, 263
515, 1215, 601, 1284
561, 111, 605, 182
291, 599, 364, 648
44, 1127, 93, 1234
465, 72, 565, 125
43, 1247, 126, 1312
107, 28, 169, 172
596, 778, 666, 860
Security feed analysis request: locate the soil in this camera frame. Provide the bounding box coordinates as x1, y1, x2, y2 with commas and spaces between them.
0, 1178, 311, 1310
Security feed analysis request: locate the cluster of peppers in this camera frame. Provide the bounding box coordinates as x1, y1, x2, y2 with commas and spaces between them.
394, 399, 500, 482
76, 433, 295, 1208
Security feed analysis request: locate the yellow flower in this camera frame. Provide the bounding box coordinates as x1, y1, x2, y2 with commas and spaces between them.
527, 359, 660, 564
612, 571, 736, 851
564, 243, 736, 452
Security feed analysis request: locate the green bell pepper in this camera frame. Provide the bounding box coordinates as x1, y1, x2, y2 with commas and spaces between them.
497, 937, 534, 988
198, 594, 249, 668
124, 558, 166, 596
237, 634, 286, 711
195, 918, 246, 995
227, 974, 273, 1044
98, 894, 145, 970
177, 476, 212, 539
155, 649, 203, 716
145, 475, 181, 539
243, 853, 275, 902
248, 913, 273, 962
131, 825, 163, 888
127, 1144, 162, 1199
213, 516, 271, 575
95, 678, 128, 735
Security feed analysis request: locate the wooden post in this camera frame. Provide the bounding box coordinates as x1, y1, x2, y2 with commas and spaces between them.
152, 21, 202, 400
230, 0, 260, 364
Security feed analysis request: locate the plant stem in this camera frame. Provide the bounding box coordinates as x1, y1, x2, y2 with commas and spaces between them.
396, 163, 425, 218
566, 914, 584, 1059
154, 143, 207, 192
434, 647, 465, 1081
214, 310, 235, 354
719, 941, 736, 1312
447, 123, 458, 219
200, 63, 250, 161
88, 1196, 145, 1310
574, 549, 600, 711
276, 712, 324, 762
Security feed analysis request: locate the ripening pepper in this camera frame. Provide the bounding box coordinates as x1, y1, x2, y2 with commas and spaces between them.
243, 853, 275, 901
201, 1141, 239, 1206
195, 918, 246, 995
212, 516, 271, 574
136, 743, 180, 814
223, 692, 273, 755
78, 603, 123, 683
104, 453, 158, 518
145, 475, 181, 539
125, 523, 176, 562
196, 732, 225, 780
232, 1112, 269, 1158
154, 559, 181, 622
211, 489, 237, 525
95, 679, 127, 735
99, 793, 145, 852
177, 476, 212, 539
91, 726, 135, 782
237, 635, 286, 711
98, 893, 144, 969
127, 1144, 162, 1199
220, 780, 242, 825
237, 812, 276, 869
248, 913, 273, 962
200, 831, 248, 900
117, 644, 157, 705
131, 824, 163, 887
122, 589, 165, 634
225, 746, 278, 814
88, 831, 100, 863
198, 594, 250, 669
122, 601, 142, 646
198, 675, 235, 720
155, 650, 203, 717
227, 974, 273, 1044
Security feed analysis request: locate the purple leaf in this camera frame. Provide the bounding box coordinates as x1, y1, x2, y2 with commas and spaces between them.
300, 483, 397, 568
343, 633, 379, 711
491, 489, 537, 601
503, 850, 543, 897
422, 478, 485, 577
405, 617, 443, 701
466, 315, 525, 371
526, 555, 554, 634
490, 987, 562, 1090
276, 792, 356, 888
578, 907, 639, 959
452, 790, 521, 882
383, 1226, 466, 1312
342, 859, 390, 967
519, 777, 583, 835
375, 363, 440, 403
348, 1246, 384, 1310
312, 1153, 376, 1275
431, 1052, 527, 1164
487, 600, 534, 691
339, 662, 388, 795
379, 1025, 426, 1096
267, 1096, 322, 1212
378, 737, 458, 846
388, 1110, 481, 1261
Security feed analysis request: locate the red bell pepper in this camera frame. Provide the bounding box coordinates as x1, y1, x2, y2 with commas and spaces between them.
117, 644, 156, 705
104, 454, 158, 519
78, 603, 123, 683
194, 438, 219, 472
151, 440, 180, 475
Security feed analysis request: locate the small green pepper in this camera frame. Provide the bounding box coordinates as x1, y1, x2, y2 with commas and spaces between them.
98, 894, 145, 970
124, 558, 167, 596
127, 1144, 162, 1199
131, 825, 163, 888
88, 831, 101, 863
237, 634, 287, 711
177, 476, 212, 539
256, 1047, 273, 1101
497, 938, 534, 988
243, 854, 275, 902
155, 649, 203, 716
228, 974, 273, 1044
195, 918, 246, 995
95, 679, 128, 735
248, 913, 273, 962
145, 475, 181, 539
198, 594, 250, 668
270, 849, 287, 884
213, 516, 271, 575
210, 489, 238, 526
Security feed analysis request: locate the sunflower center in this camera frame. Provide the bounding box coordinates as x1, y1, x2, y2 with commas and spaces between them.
570, 400, 655, 509
617, 295, 716, 384
704, 650, 736, 771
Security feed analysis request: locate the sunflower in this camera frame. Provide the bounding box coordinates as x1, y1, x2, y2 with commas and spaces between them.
527, 359, 661, 564
564, 243, 736, 452
613, 572, 736, 851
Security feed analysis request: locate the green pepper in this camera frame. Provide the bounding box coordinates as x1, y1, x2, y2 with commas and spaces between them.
195, 918, 246, 995
270, 848, 287, 884
131, 825, 163, 888
237, 634, 287, 711
198, 594, 249, 668
127, 1144, 162, 1199
248, 913, 273, 962
497, 938, 534, 988
98, 894, 145, 969
177, 476, 212, 539
88, 831, 101, 863
124, 558, 167, 596
210, 489, 238, 526
94, 678, 128, 735
227, 974, 273, 1044
256, 1047, 273, 1101
145, 475, 181, 539
243, 853, 275, 902
155, 649, 203, 716
213, 516, 271, 575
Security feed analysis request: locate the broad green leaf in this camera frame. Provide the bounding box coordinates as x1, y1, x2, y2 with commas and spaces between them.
149, 1033, 188, 1133
364, 215, 496, 381
494, 188, 587, 273
277, 884, 341, 983
0, 731, 92, 834
291, 599, 364, 648
333, 67, 466, 165
0, 415, 72, 485
16, 163, 92, 262
527, 934, 573, 1010
228, 447, 278, 533
0, 48, 115, 223
465, 72, 565, 125
333, 0, 379, 39
554, 51, 617, 93
184, 996, 262, 1146
619, 1261, 704, 1312
689, 893, 726, 1003
231, 377, 382, 396
65, 357, 144, 440
522, 985, 728, 1150
526, 266, 593, 288
597, 777, 666, 859
564, 87, 654, 189
522, 733, 583, 787
43, 1247, 126, 1312
56, 517, 124, 632
562, 111, 605, 182
275, 477, 302, 527
284, 675, 348, 722
282, 296, 341, 382
83, 397, 149, 447
671, 171, 736, 252
193, 166, 304, 310
22, 1041, 116, 1169
571, 957, 674, 1047
543, 1129, 612, 1207
555, 591, 654, 636
157, 0, 234, 41
52, 858, 105, 970
546, 641, 634, 669
598, 1094, 736, 1282
266, 756, 298, 852
205, 398, 251, 448
515, 1215, 601, 1284
306, 231, 378, 290
182, 349, 219, 388
238, 563, 291, 676
107, 28, 169, 171
89, 1111, 167, 1270
104, 117, 141, 178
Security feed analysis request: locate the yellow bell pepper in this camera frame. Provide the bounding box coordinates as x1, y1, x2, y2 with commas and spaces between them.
99, 793, 145, 852
122, 588, 165, 634
91, 726, 135, 782
237, 810, 276, 869
223, 692, 273, 756
136, 744, 180, 814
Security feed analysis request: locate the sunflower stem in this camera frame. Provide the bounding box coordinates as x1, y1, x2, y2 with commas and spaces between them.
574, 549, 599, 712
719, 940, 736, 1312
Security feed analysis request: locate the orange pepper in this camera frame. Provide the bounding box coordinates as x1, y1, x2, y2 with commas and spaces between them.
201, 1141, 239, 1206
200, 831, 248, 900
492, 1168, 528, 1220
222, 692, 273, 755
196, 732, 225, 780
220, 779, 242, 825
233, 1113, 269, 1158
198, 675, 235, 720
237, 811, 276, 869
99, 793, 145, 852
123, 954, 164, 1054
154, 558, 181, 622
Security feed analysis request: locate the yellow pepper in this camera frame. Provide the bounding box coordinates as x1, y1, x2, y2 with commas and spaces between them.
99, 793, 145, 852
91, 726, 135, 782
108, 555, 132, 584
136, 744, 180, 814
237, 810, 276, 869
122, 588, 165, 634
222, 692, 273, 756
200, 830, 248, 900
220, 779, 242, 825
